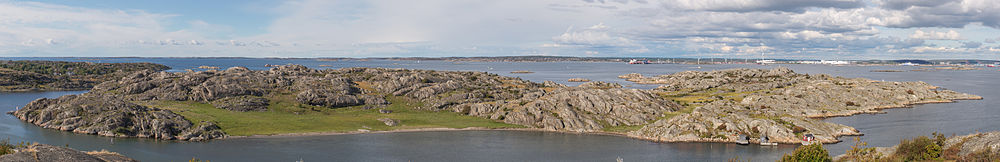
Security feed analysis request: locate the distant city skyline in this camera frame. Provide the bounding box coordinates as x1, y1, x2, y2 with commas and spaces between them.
1, 0, 999, 59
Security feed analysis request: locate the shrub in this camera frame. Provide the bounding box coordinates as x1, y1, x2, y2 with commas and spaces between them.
844, 137, 882, 162
0, 138, 28, 156
932, 132, 947, 147
792, 126, 807, 134
189, 157, 210, 162
780, 144, 831, 162
0, 139, 14, 156
893, 136, 942, 161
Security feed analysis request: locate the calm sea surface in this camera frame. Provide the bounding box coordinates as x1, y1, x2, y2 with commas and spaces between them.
0, 57, 996, 161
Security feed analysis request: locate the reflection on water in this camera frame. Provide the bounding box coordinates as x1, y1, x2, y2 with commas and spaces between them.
0, 58, 997, 161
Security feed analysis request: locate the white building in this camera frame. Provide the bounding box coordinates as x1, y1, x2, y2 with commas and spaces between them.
797, 60, 850, 65
756, 60, 776, 64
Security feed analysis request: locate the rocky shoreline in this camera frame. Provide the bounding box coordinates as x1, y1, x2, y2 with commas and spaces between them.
9, 65, 980, 145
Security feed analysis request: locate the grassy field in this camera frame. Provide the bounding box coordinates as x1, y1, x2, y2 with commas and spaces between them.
138, 94, 523, 136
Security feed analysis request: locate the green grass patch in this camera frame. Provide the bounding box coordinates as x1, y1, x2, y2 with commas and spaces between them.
660, 106, 696, 120
138, 95, 522, 136
601, 124, 646, 133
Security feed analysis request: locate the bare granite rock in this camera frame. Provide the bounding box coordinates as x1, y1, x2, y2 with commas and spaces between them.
378, 118, 399, 126
627, 67, 981, 144
836, 131, 1000, 161
457, 82, 680, 132
944, 131, 1000, 157
10, 94, 224, 141
12, 65, 978, 144
210, 96, 269, 112
0, 144, 137, 162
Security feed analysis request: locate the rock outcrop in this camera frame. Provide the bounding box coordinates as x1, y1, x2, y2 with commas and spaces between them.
0, 144, 138, 162
15, 65, 676, 139
210, 96, 269, 112
456, 81, 680, 132
627, 67, 981, 144
10, 65, 979, 144
0, 60, 170, 92
944, 131, 1000, 157
835, 131, 1000, 161
9, 94, 224, 141
378, 118, 399, 126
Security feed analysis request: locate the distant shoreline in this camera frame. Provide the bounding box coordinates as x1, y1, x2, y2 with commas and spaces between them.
226, 127, 635, 140
2, 56, 996, 65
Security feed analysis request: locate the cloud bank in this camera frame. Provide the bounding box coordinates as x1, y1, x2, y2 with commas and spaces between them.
0, 0, 998, 59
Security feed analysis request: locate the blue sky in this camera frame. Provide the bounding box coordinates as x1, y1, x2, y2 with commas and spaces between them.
1, 0, 999, 59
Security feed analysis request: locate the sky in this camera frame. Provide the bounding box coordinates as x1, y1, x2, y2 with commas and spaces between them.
1, 0, 999, 59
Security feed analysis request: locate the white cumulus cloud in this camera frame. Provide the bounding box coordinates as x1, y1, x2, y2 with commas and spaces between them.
909, 30, 962, 40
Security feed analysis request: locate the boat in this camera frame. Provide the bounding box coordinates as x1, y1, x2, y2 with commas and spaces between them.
760, 135, 777, 146
801, 134, 816, 145
628, 59, 650, 64
900, 62, 919, 66
736, 134, 750, 145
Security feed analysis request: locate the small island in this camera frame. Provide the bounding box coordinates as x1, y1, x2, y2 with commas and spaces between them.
10, 65, 980, 145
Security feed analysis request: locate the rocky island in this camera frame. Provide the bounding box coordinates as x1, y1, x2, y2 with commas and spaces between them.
9, 65, 980, 145
0, 60, 170, 91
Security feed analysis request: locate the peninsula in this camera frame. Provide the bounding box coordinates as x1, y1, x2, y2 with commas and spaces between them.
9, 65, 980, 144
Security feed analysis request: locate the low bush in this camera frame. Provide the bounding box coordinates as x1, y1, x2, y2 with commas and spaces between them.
844, 137, 882, 162
892, 136, 942, 161
780, 144, 831, 162
0, 138, 29, 156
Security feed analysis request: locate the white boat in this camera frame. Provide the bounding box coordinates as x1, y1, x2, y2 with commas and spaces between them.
736, 134, 750, 145
628, 59, 650, 64
760, 135, 777, 146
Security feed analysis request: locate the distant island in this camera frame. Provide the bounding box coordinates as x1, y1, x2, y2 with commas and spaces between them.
9, 64, 980, 145
0, 60, 169, 92
325, 56, 1000, 66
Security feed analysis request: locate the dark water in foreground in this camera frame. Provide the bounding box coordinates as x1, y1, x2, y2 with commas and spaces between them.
1, 57, 997, 161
